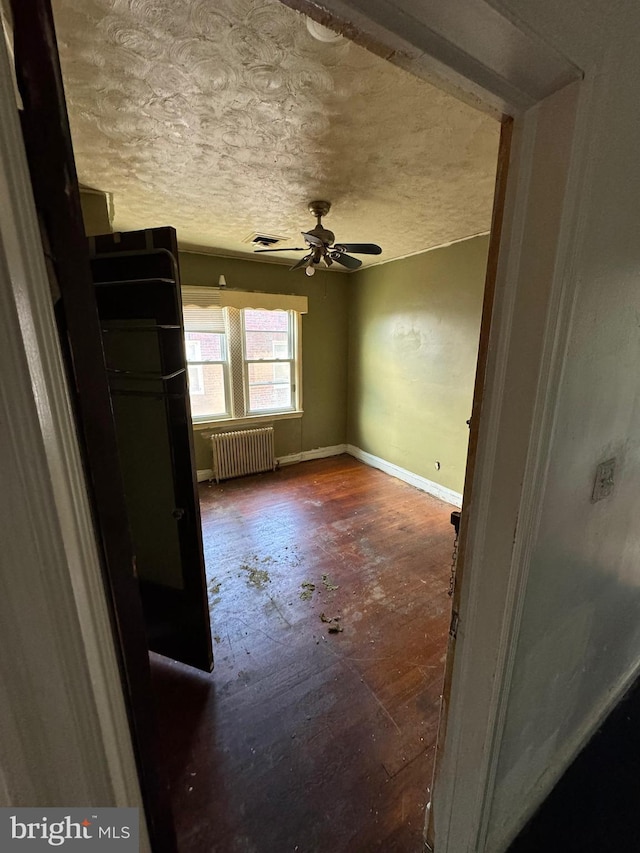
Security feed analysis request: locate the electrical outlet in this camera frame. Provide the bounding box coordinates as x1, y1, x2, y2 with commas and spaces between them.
592, 457, 616, 502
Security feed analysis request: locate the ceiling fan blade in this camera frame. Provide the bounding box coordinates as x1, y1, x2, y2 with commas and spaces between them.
334, 243, 382, 255
302, 231, 325, 248
290, 254, 312, 271
254, 247, 306, 253
324, 255, 333, 267
332, 252, 362, 270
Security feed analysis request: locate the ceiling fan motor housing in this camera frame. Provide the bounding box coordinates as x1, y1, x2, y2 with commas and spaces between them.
308, 225, 335, 245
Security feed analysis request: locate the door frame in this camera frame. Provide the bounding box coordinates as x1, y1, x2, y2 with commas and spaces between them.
6, 1, 180, 847
0, 8, 151, 846
283, 1, 593, 850
1, 0, 595, 850
428, 77, 592, 851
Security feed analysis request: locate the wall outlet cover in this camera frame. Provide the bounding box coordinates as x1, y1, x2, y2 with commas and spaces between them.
592, 457, 616, 502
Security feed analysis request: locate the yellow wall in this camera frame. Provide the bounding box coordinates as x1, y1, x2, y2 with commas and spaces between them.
347, 235, 488, 494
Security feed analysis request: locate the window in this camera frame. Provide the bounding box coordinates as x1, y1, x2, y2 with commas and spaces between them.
243, 309, 295, 414
184, 340, 204, 395
183, 305, 229, 420
182, 289, 306, 424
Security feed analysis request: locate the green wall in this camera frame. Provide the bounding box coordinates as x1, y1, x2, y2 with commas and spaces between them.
78, 193, 486, 491
347, 235, 489, 495
179, 252, 349, 470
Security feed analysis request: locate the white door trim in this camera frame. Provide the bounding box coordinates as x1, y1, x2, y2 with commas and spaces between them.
476, 68, 601, 851
431, 77, 593, 852
0, 21, 149, 849
280, 0, 581, 117
286, 2, 590, 850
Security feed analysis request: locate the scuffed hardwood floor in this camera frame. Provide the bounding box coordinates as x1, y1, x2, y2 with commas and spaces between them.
151, 455, 455, 852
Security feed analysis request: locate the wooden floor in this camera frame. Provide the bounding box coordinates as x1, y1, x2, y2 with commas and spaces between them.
151, 455, 455, 852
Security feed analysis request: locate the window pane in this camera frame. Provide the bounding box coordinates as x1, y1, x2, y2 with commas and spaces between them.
187, 364, 204, 395
188, 363, 227, 418
247, 362, 292, 412
185, 331, 225, 361
244, 309, 288, 332
244, 309, 291, 360
244, 330, 290, 359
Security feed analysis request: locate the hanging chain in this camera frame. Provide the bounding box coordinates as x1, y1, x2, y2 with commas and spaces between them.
448, 530, 459, 598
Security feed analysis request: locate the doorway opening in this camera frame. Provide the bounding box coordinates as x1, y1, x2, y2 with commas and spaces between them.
31, 0, 510, 844
5, 0, 589, 845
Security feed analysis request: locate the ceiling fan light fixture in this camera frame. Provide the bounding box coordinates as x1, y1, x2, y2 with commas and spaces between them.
305, 18, 343, 43
253, 201, 381, 273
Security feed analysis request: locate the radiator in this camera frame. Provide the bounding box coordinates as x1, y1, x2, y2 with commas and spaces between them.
211, 427, 275, 482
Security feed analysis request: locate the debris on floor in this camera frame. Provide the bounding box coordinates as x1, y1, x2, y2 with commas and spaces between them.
320, 612, 344, 633
321, 573, 339, 591
300, 581, 316, 601
239, 562, 271, 590
208, 577, 222, 606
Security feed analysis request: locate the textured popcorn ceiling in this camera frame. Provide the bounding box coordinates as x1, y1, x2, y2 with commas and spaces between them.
52, 0, 500, 269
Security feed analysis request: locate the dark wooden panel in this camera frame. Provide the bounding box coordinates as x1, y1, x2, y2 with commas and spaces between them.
151, 455, 454, 851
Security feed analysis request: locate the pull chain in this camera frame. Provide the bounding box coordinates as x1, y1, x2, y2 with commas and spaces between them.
448, 510, 461, 598
448, 532, 458, 598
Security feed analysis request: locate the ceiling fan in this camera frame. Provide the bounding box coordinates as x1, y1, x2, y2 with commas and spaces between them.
254, 201, 382, 275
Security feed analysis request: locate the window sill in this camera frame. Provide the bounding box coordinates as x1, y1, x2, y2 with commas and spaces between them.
192, 410, 303, 430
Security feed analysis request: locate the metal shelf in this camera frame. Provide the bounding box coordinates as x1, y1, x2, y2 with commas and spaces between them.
106, 367, 186, 381
101, 323, 181, 332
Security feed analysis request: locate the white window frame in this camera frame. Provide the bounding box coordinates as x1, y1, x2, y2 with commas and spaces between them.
183, 327, 231, 421
241, 308, 299, 416
185, 340, 204, 396
182, 299, 304, 427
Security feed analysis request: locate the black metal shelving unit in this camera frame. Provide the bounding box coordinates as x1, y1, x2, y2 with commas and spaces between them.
90, 229, 212, 673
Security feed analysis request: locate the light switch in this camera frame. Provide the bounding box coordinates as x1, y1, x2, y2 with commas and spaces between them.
592, 457, 616, 502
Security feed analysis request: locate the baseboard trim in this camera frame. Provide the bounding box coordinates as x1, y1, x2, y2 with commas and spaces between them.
203, 445, 463, 510
495, 653, 640, 850
346, 445, 463, 507
277, 444, 347, 467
